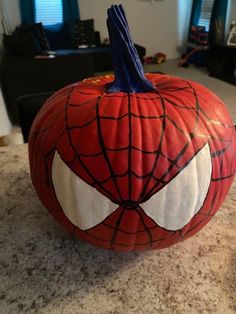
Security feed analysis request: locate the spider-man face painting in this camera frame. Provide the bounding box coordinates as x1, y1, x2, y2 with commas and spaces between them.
29, 5, 235, 252
29, 74, 236, 252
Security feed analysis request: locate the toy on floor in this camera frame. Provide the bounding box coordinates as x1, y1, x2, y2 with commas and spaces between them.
144, 52, 166, 64
29, 5, 236, 252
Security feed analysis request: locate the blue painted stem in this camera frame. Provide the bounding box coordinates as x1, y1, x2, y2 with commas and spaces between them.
107, 5, 155, 93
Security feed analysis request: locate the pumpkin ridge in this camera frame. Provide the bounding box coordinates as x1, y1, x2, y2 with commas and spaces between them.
130, 91, 163, 198
95, 96, 124, 202
64, 95, 120, 203
138, 89, 167, 202
127, 93, 132, 201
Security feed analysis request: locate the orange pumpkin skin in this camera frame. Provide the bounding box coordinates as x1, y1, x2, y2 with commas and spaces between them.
29, 73, 236, 252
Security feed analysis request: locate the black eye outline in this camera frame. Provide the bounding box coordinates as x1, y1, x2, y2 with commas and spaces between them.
52, 151, 117, 230
141, 144, 212, 231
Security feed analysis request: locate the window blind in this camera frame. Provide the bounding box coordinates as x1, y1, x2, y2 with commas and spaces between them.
35, 0, 63, 26
198, 0, 214, 32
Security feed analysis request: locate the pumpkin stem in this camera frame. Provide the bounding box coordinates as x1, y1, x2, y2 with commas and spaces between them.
107, 5, 155, 93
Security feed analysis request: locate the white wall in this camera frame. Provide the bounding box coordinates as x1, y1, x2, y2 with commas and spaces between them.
0, 2, 12, 135
177, 0, 193, 52
79, 0, 192, 59
0, 89, 12, 136
2, 0, 21, 32
228, 0, 236, 26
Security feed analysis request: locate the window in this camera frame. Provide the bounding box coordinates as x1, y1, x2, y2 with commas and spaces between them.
35, 0, 63, 26
197, 0, 214, 32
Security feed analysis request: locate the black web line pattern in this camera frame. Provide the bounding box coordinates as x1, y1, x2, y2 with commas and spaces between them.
33, 80, 235, 249
109, 208, 126, 250
185, 154, 226, 235
138, 87, 167, 202
65, 94, 120, 204
140, 80, 203, 202
128, 93, 132, 201
96, 96, 123, 202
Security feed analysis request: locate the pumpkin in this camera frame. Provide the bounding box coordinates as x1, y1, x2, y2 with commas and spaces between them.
29, 5, 236, 252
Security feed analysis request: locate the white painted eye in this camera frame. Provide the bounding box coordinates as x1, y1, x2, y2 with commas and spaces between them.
141, 144, 212, 231
52, 145, 212, 232
52, 151, 117, 230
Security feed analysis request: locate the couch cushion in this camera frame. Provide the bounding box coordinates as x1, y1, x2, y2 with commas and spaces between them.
3, 24, 51, 56
45, 23, 72, 50
3, 29, 40, 56
17, 92, 54, 142
31, 23, 51, 52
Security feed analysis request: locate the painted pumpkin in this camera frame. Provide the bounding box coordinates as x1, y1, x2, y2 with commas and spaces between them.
29, 5, 236, 252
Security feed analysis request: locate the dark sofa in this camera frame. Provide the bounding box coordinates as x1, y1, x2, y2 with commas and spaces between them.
1, 20, 146, 123
1, 54, 94, 123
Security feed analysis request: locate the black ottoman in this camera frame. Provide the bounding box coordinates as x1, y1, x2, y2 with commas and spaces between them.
17, 92, 53, 142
